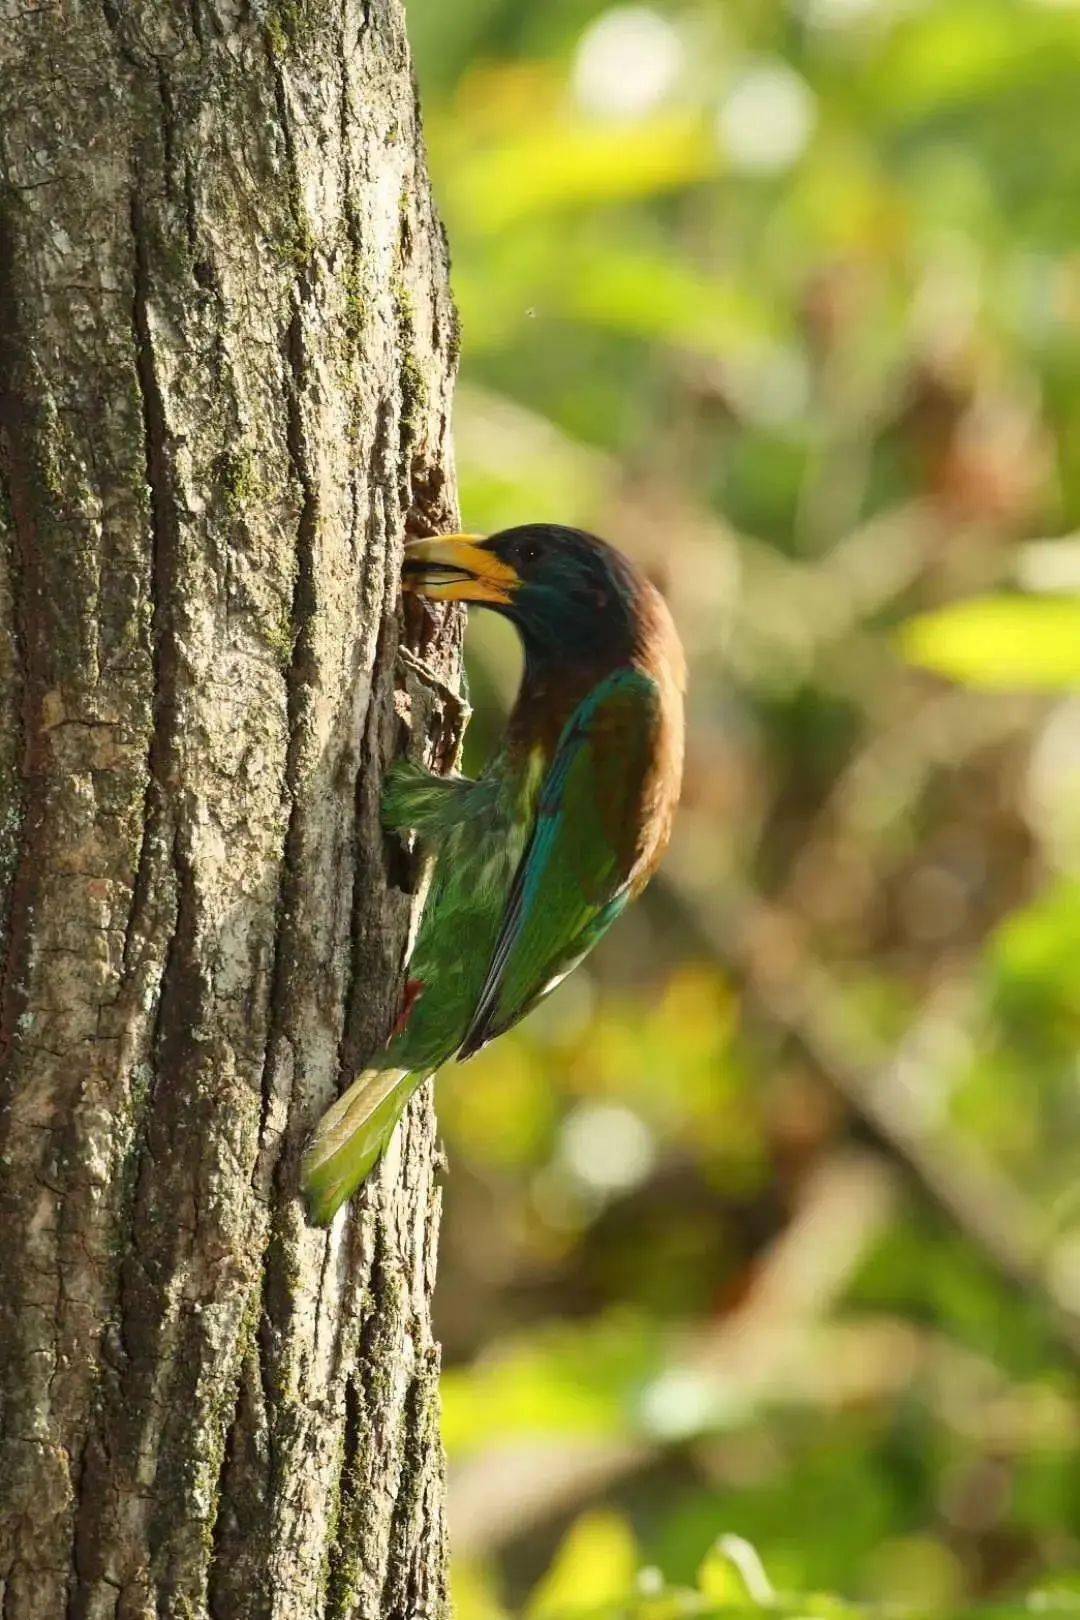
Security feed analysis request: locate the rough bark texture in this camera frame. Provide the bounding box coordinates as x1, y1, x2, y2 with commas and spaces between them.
0, 1, 461, 1615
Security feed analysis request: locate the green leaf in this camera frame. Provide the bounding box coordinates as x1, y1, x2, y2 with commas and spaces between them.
697, 1536, 775, 1608
563, 248, 771, 357
526, 1511, 639, 1618
444, 116, 716, 233
440, 1312, 666, 1458
873, 2, 1080, 123
900, 596, 1080, 688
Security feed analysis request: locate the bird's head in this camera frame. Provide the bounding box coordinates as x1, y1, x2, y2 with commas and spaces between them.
402, 524, 642, 664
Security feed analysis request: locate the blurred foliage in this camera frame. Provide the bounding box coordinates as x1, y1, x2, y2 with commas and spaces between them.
460, 1517, 1080, 1618
405, 0, 1080, 1615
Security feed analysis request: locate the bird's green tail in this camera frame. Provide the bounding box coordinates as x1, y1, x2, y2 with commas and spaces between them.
301, 1066, 423, 1226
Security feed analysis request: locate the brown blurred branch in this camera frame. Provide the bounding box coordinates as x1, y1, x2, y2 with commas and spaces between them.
663, 873, 1080, 1364
449, 1151, 895, 1555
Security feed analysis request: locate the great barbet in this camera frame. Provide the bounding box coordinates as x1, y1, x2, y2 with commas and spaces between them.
302, 524, 686, 1224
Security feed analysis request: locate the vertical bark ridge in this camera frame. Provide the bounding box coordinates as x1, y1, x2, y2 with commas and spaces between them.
0, 215, 30, 997
0, 305, 33, 1070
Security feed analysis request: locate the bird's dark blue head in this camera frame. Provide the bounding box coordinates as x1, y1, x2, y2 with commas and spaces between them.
403, 524, 641, 669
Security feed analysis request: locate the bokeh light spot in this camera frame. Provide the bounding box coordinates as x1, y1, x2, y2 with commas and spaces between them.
572, 6, 685, 122
558, 1101, 656, 1193
716, 60, 817, 174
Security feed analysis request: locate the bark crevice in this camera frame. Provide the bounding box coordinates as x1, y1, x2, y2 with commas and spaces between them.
0, 209, 44, 1076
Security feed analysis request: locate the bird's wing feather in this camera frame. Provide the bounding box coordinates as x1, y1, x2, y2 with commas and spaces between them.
458, 668, 661, 1058
382, 758, 479, 838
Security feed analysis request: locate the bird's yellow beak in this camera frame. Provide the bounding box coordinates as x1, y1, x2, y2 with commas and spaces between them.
402, 534, 519, 606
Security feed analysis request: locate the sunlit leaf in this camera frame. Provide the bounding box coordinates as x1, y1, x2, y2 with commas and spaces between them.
452, 1556, 513, 1620
900, 596, 1080, 688
526, 1511, 639, 1617
445, 117, 716, 232
697, 1535, 775, 1607
990, 880, 1080, 1027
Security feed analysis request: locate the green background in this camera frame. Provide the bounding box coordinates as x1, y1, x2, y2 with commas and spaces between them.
405, 1, 1080, 1613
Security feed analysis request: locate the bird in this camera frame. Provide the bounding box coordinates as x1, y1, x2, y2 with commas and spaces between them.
302, 524, 686, 1225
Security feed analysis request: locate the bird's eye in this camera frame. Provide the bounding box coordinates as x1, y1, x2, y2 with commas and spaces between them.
518, 541, 541, 566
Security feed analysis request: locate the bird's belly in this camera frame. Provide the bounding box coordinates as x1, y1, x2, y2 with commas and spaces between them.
388, 814, 527, 1070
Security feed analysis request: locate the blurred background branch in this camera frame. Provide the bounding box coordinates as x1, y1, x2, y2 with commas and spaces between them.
451, 1152, 897, 1557
666, 871, 1080, 1361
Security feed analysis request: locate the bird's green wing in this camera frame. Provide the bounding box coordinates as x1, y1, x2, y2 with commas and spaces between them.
458, 668, 661, 1059
382, 758, 477, 838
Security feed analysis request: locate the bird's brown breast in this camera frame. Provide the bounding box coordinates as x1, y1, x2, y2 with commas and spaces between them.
628, 582, 686, 893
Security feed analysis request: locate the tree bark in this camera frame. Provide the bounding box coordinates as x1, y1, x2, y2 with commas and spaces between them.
0, 2, 460, 1615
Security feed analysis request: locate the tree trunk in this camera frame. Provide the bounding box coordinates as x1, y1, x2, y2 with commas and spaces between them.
0, 2, 460, 1615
